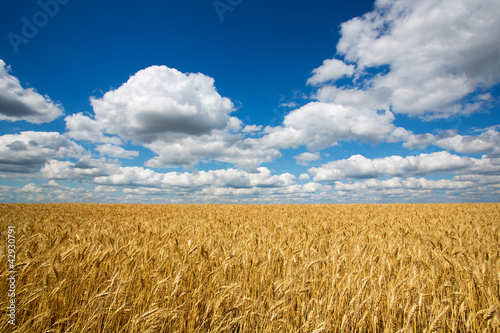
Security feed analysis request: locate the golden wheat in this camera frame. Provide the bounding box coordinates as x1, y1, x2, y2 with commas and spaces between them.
0, 203, 499, 332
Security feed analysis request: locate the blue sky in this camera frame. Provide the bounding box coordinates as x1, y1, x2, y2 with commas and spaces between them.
1, 0, 499, 203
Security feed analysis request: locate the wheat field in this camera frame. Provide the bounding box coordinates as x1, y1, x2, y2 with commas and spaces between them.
0, 203, 499, 332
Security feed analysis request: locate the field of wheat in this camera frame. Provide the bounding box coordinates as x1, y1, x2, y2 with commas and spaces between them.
0, 203, 499, 332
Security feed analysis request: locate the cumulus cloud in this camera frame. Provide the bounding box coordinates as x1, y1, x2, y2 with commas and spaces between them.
90, 65, 234, 143
0, 59, 63, 123
0, 182, 118, 203
314, 86, 393, 110
241, 125, 263, 133
64, 112, 121, 145
33, 162, 331, 203
93, 166, 296, 190
299, 173, 310, 181
34, 158, 335, 202
196, 182, 333, 203
141, 132, 280, 170
307, 59, 355, 86
31, 155, 336, 203
332, 176, 500, 203
95, 144, 139, 159
316, 0, 500, 118
294, 152, 321, 166
453, 174, 500, 185
39, 160, 75, 179
401, 132, 441, 150
402, 129, 500, 157
0, 131, 85, 173
308, 151, 480, 181
85, 65, 278, 169
2, 0, 500, 204
284, 0, 500, 157
261, 102, 398, 150
335, 177, 475, 192
39, 157, 121, 180
433, 130, 500, 157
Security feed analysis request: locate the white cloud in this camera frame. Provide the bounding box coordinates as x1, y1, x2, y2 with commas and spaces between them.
64, 112, 121, 145
0, 131, 85, 173
331, 176, 500, 203
278, 102, 299, 108
299, 173, 310, 181
95, 144, 139, 159
36, 160, 339, 202
301, 182, 325, 192
433, 130, 500, 157
90, 65, 234, 143
0, 182, 118, 203
328, 0, 500, 117
241, 124, 263, 133
402, 129, 500, 157
294, 152, 321, 166
93, 166, 296, 190
314, 86, 392, 110
94, 166, 165, 188
4, 149, 498, 203
87, 65, 278, 169
39, 157, 120, 180
307, 59, 355, 86
143, 133, 280, 170
39, 160, 75, 179
308, 151, 479, 181
401, 132, 441, 150
335, 177, 475, 191
2, 0, 500, 204
196, 182, 333, 203
459, 157, 500, 176
453, 174, 500, 185
0, 59, 63, 123
261, 102, 398, 150
289, 0, 500, 161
